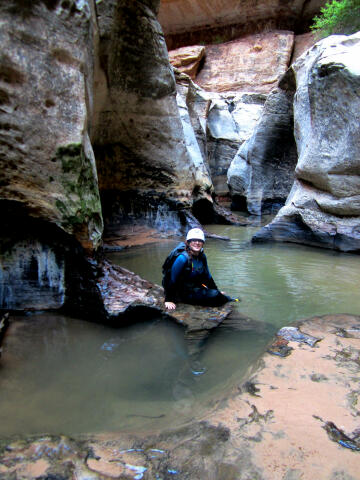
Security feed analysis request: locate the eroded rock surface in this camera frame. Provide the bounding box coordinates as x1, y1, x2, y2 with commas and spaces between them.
93, 0, 214, 234
0, 0, 103, 251
195, 31, 294, 94
159, 0, 324, 49
175, 72, 265, 199
1, 314, 359, 479
228, 70, 298, 215
253, 33, 360, 251
169, 45, 205, 79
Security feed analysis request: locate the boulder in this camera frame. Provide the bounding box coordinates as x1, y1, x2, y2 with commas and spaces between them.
195, 31, 294, 94
253, 32, 360, 252
168, 45, 205, 79
228, 70, 298, 215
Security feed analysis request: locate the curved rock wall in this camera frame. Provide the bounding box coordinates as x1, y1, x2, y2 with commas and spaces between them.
92, 0, 213, 234
253, 32, 360, 252
0, 0, 105, 311
175, 72, 266, 200
0, 0, 215, 312
0, 0, 103, 252
228, 70, 298, 215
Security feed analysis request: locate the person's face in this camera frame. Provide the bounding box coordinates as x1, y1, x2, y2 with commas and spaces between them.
189, 239, 204, 255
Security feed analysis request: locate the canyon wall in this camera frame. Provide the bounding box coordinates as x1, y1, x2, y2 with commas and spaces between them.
93, 0, 214, 237
0, 0, 215, 313
159, 0, 325, 49
227, 70, 298, 215
1, 0, 359, 314
253, 33, 360, 252
0, 0, 103, 311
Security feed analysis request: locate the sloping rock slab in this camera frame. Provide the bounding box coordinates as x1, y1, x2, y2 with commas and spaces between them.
94, 259, 233, 336
96, 259, 164, 319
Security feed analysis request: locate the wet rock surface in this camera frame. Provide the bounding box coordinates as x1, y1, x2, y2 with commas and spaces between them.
94, 0, 214, 234
1, 313, 359, 479
0, 0, 103, 251
166, 302, 233, 333
74, 255, 234, 337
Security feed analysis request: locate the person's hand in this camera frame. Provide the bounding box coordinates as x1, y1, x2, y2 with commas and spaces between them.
165, 301, 176, 310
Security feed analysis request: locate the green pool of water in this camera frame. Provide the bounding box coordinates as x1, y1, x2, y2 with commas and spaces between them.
1, 225, 360, 436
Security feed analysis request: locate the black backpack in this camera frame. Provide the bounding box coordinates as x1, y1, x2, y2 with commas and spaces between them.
161, 242, 191, 291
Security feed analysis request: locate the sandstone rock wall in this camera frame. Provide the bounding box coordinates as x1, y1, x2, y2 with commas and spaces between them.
253, 32, 360, 252
92, 0, 214, 235
228, 71, 298, 215
0, 0, 105, 311
159, 0, 325, 49
195, 31, 294, 94
175, 73, 266, 199
0, 0, 103, 252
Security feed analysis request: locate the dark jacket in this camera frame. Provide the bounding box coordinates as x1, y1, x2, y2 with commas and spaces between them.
165, 250, 218, 302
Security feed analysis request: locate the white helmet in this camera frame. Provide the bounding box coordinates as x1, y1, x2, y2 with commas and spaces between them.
186, 228, 205, 243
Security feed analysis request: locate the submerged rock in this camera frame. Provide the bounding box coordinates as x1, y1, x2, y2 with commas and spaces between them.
166, 302, 233, 333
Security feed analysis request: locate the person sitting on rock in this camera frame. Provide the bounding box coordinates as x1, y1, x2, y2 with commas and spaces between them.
164, 228, 233, 311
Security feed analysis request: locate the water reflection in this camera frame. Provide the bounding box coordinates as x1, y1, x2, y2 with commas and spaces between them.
1, 225, 360, 436
108, 225, 360, 328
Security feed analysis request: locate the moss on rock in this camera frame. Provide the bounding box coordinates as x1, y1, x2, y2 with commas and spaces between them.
53, 143, 103, 247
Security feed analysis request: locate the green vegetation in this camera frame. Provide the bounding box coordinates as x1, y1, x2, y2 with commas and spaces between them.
311, 0, 360, 38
